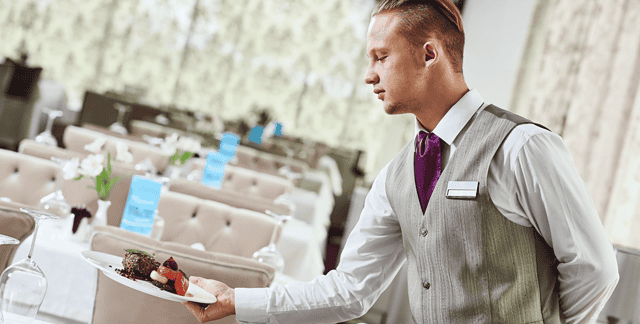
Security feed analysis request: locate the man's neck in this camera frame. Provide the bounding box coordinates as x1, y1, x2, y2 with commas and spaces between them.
415, 79, 469, 132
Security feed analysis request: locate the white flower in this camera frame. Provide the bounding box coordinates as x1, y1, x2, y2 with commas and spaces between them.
79, 154, 104, 177
160, 141, 178, 157
165, 133, 179, 145
115, 141, 133, 163
84, 137, 107, 154
178, 137, 201, 153
62, 158, 80, 180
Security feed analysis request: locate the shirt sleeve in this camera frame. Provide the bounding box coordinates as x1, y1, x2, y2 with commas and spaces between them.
235, 163, 406, 324
488, 125, 619, 323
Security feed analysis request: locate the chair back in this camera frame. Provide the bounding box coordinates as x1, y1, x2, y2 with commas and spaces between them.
0, 148, 59, 206
90, 225, 274, 324
233, 145, 308, 177
169, 178, 291, 216
0, 207, 35, 274
158, 191, 280, 258
17, 140, 145, 226
63, 125, 170, 173
191, 159, 293, 200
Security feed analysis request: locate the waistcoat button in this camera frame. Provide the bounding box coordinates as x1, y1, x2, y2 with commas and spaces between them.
422, 281, 431, 289
421, 228, 428, 237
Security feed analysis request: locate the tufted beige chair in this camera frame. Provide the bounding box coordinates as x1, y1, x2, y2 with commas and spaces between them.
0, 205, 35, 274
169, 178, 292, 216
62, 125, 170, 173
90, 191, 279, 324
190, 158, 293, 200
17, 140, 146, 226
0, 148, 60, 206
233, 145, 309, 178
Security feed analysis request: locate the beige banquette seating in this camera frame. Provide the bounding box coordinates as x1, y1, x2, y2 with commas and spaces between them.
90, 191, 280, 324
63, 125, 170, 173
18, 140, 145, 226
0, 148, 61, 206
0, 206, 35, 274
174, 159, 294, 215
0, 148, 60, 273
233, 145, 308, 178
191, 158, 293, 200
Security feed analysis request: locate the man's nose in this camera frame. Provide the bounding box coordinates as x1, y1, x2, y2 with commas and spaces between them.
364, 67, 379, 85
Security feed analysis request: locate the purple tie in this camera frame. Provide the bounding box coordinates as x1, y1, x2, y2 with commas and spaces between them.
414, 131, 442, 213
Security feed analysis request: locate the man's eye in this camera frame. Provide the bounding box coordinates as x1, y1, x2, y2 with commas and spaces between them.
378, 56, 387, 62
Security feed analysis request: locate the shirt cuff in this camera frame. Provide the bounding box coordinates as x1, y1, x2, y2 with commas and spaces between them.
235, 287, 269, 323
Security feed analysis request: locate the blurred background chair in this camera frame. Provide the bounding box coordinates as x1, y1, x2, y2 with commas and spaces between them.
0, 209, 35, 274
0, 148, 60, 206
90, 191, 280, 324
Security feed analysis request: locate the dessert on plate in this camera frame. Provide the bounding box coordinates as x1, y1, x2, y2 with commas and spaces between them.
116, 249, 190, 296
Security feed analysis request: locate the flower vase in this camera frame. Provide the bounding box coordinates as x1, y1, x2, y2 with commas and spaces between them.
91, 199, 111, 231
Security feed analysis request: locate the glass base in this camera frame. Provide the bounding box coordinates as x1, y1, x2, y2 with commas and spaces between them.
253, 245, 285, 274
34, 132, 57, 147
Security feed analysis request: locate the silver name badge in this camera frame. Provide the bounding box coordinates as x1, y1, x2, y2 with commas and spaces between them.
446, 181, 479, 199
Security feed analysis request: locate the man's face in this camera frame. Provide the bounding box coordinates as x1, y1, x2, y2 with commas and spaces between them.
364, 12, 427, 115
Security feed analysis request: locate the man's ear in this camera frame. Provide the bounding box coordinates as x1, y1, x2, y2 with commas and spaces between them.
424, 42, 437, 66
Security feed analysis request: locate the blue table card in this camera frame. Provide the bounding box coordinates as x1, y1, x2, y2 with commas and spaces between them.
120, 175, 163, 236
248, 126, 264, 144
274, 122, 283, 136
219, 133, 240, 157
202, 152, 228, 189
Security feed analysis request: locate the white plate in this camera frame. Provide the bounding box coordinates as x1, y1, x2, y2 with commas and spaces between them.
81, 250, 217, 304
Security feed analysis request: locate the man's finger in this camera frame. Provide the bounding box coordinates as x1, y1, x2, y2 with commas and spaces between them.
183, 302, 205, 321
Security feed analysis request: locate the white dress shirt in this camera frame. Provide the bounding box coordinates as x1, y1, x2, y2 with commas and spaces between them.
235, 89, 619, 324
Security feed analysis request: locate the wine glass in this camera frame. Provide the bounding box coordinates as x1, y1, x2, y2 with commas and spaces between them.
34, 108, 63, 147
37, 158, 72, 225
0, 234, 19, 324
278, 148, 303, 183
108, 103, 130, 135
0, 208, 59, 320
252, 210, 292, 275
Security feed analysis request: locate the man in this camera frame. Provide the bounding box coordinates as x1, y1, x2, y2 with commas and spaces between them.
184, 0, 619, 323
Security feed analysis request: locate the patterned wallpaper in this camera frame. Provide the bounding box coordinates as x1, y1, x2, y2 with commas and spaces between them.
0, 0, 413, 179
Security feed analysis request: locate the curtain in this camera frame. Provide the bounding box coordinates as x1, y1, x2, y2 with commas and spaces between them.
0, 0, 401, 178
511, 0, 640, 249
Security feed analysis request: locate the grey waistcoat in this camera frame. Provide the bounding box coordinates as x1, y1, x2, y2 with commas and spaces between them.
385, 105, 563, 323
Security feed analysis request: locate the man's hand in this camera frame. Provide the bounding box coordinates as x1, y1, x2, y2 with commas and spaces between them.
183, 276, 236, 323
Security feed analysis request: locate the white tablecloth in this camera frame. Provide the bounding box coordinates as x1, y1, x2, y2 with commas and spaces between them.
11, 217, 326, 323
11, 220, 96, 323
3, 312, 56, 324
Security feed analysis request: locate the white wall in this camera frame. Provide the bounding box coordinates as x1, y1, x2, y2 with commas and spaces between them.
462, 0, 538, 109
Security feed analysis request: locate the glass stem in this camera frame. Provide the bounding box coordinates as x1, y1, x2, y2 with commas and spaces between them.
116, 109, 125, 124
27, 219, 41, 259
268, 219, 283, 247
45, 114, 55, 134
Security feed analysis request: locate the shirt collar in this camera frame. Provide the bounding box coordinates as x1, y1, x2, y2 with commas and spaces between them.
414, 88, 485, 146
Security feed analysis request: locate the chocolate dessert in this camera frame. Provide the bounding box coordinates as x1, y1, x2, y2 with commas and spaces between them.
116, 249, 190, 296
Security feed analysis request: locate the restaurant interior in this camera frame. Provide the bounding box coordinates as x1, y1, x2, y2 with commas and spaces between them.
1, 0, 640, 323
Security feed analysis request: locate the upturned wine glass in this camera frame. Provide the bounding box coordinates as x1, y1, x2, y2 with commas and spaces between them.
34, 108, 63, 147
108, 103, 130, 135
0, 208, 59, 319
252, 210, 292, 275
0, 235, 19, 324
37, 158, 72, 224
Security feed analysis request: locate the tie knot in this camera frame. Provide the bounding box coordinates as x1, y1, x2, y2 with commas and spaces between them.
416, 131, 440, 156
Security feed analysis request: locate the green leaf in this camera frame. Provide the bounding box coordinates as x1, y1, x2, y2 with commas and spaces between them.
106, 152, 113, 177
105, 176, 121, 193
74, 175, 84, 181
170, 152, 181, 165
179, 151, 195, 164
